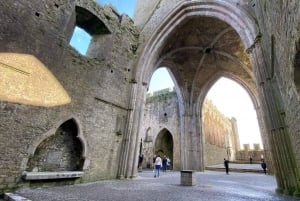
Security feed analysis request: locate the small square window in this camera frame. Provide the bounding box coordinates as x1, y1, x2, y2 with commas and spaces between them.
70, 26, 92, 55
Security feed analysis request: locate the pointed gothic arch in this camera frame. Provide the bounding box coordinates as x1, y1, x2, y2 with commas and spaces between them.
130, 1, 259, 172
154, 128, 174, 164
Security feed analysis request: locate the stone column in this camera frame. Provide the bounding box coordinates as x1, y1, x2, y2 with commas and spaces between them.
117, 82, 146, 179
181, 101, 203, 171
254, 104, 274, 174
251, 45, 300, 196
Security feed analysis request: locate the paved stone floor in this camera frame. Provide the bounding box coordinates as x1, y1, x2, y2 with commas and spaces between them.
13, 170, 298, 201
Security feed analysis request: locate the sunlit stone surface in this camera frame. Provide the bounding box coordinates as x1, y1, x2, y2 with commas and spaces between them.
0, 53, 71, 107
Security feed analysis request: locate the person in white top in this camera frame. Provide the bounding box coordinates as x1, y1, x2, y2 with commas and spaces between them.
154, 155, 162, 178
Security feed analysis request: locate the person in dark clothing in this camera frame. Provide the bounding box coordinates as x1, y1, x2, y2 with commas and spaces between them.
224, 158, 229, 174
261, 160, 267, 174
138, 154, 144, 172
152, 154, 157, 169
162, 155, 167, 172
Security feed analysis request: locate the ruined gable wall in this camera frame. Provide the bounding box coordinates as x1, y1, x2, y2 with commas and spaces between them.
0, 0, 139, 192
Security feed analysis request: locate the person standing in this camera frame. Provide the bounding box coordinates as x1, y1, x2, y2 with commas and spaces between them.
138, 154, 144, 172
224, 158, 229, 174
166, 157, 171, 171
261, 160, 267, 174
154, 155, 162, 178
162, 155, 167, 172
152, 154, 157, 169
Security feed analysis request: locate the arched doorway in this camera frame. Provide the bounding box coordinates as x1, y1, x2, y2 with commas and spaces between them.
154, 128, 174, 168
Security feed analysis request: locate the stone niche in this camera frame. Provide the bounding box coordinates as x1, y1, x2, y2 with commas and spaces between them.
26, 119, 84, 172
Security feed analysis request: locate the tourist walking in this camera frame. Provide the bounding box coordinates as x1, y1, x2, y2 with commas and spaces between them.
154, 155, 162, 178
224, 158, 229, 174
152, 154, 157, 169
261, 160, 267, 174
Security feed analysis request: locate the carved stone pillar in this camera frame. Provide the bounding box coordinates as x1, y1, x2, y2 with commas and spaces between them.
251, 45, 300, 196
181, 101, 203, 171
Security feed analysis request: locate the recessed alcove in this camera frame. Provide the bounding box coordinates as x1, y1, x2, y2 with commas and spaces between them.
24, 119, 84, 180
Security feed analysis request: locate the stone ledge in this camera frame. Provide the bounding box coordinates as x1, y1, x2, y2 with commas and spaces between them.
22, 171, 84, 180
4, 192, 31, 201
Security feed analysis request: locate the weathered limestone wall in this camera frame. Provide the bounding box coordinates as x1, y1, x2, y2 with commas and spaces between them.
0, 0, 138, 193
236, 150, 264, 162
141, 88, 181, 170
141, 88, 239, 168
248, 0, 300, 195
202, 100, 239, 165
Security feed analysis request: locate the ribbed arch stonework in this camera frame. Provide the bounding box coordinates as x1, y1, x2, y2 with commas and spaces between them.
138, 1, 259, 83
134, 1, 259, 172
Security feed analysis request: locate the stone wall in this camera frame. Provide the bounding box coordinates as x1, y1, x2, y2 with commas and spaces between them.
141, 88, 239, 168
202, 100, 239, 164
0, 0, 139, 193
141, 88, 181, 170
1, 0, 300, 197
248, 0, 300, 194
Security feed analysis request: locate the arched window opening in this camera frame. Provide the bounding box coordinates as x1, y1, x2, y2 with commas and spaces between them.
148, 67, 174, 93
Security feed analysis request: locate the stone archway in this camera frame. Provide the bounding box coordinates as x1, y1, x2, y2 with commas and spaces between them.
131, 1, 259, 173
124, 1, 300, 196
154, 128, 174, 167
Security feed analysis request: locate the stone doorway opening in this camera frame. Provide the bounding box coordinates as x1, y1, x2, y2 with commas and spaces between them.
154, 128, 174, 169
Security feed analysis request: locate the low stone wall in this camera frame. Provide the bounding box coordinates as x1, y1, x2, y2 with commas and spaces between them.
236, 150, 265, 162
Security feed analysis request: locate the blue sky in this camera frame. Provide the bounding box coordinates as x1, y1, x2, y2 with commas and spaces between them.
70, 1, 262, 149
97, 0, 136, 18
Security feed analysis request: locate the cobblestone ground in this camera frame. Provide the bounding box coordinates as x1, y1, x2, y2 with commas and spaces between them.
16, 171, 297, 201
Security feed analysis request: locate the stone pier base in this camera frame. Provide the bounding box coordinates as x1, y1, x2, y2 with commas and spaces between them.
180, 170, 196, 186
